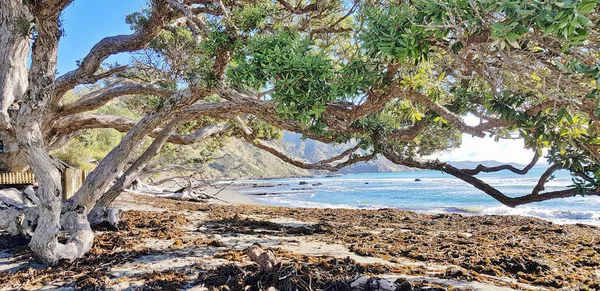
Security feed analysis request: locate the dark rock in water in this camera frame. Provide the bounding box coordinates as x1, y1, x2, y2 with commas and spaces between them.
291, 187, 312, 191
312, 183, 323, 186
325, 174, 343, 177
248, 183, 289, 188
414, 178, 422, 181
364, 182, 369, 184
247, 192, 283, 196
299, 181, 308, 185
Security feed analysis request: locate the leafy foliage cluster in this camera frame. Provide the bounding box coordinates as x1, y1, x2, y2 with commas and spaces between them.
223, 0, 599, 184
59, 0, 600, 192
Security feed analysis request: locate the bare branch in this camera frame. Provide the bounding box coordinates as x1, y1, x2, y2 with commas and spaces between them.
310, 27, 353, 35
460, 152, 540, 175
403, 91, 487, 137
376, 137, 446, 170
53, 114, 140, 134
167, 123, 228, 145
319, 144, 362, 164
235, 116, 376, 171
441, 164, 525, 207
89, 119, 179, 222
53, 113, 227, 145
168, 0, 216, 38
69, 65, 129, 87
214, 86, 425, 144
60, 83, 175, 115
214, 86, 339, 143
71, 86, 209, 210
276, 0, 318, 14
532, 164, 561, 195
375, 136, 590, 207
327, 0, 359, 28
388, 121, 427, 142
54, 0, 181, 102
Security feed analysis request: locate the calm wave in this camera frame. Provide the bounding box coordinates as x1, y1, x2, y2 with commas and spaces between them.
238, 167, 600, 226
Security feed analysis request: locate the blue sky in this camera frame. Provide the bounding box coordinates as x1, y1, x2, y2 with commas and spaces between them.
57, 0, 147, 75
54, 2, 537, 164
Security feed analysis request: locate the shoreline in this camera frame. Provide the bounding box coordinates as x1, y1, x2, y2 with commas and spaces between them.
222, 183, 600, 227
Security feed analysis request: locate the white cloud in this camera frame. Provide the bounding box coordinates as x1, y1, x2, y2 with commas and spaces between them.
434, 135, 539, 163
431, 114, 545, 164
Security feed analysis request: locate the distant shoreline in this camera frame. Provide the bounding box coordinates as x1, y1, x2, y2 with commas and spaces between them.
223, 174, 600, 227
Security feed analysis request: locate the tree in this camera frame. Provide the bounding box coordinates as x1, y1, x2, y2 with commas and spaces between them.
0, 0, 599, 264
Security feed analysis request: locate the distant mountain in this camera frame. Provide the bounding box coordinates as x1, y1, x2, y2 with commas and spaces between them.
281, 132, 415, 175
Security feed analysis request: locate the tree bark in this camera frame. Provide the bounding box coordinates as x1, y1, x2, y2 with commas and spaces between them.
0, 0, 30, 113
88, 120, 178, 225
70, 89, 205, 213
0, 144, 28, 172
9, 1, 93, 265
0, 1, 31, 173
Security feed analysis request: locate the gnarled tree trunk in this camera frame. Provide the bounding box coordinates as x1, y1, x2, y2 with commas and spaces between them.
0, 0, 30, 112
6, 0, 93, 265
0, 0, 31, 173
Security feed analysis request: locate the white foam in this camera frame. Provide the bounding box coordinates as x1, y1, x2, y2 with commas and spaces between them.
253, 194, 600, 226
254, 196, 385, 210
481, 206, 600, 226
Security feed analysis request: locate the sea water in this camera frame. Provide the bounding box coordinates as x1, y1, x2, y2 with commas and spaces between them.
239, 167, 600, 226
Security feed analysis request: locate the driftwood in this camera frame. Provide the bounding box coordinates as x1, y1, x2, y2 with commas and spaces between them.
91, 207, 122, 229
127, 177, 232, 204
247, 244, 279, 272
0, 186, 39, 237
0, 186, 37, 208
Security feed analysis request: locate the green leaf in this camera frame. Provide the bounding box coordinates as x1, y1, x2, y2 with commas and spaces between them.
578, 2, 597, 13
507, 38, 520, 48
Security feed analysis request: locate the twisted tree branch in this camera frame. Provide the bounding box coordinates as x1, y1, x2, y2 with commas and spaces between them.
235, 117, 377, 171
54, 0, 181, 102
460, 152, 540, 175
60, 83, 175, 115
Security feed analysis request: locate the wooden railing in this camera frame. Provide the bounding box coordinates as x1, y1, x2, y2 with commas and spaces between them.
0, 171, 36, 184
0, 168, 92, 199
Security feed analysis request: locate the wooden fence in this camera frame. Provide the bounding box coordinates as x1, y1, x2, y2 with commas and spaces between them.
62, 168, 92, 200
0, 168, 91, 200
0, 171, 36, 184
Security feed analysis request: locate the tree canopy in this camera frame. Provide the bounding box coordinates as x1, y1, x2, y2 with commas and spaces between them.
0, 0, 599, 264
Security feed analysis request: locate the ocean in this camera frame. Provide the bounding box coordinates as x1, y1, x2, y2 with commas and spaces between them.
238, 167, 600, 226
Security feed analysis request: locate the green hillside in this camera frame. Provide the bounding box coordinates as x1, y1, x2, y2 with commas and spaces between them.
205, 132, 415, 178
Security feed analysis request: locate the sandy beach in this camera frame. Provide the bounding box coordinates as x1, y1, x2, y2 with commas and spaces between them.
1, 189, 599, 290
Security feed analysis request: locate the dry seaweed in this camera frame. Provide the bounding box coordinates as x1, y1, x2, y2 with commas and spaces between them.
2, 195, 599, 290
0, 210, 187, 289
201, 203, 600, 289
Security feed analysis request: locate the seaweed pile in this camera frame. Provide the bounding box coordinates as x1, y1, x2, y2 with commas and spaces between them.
2, 195, 599, 290
200, 204, 600, 290
0, 211, 187, 290
0, 208, 452, 290
195, 253, 452, 291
